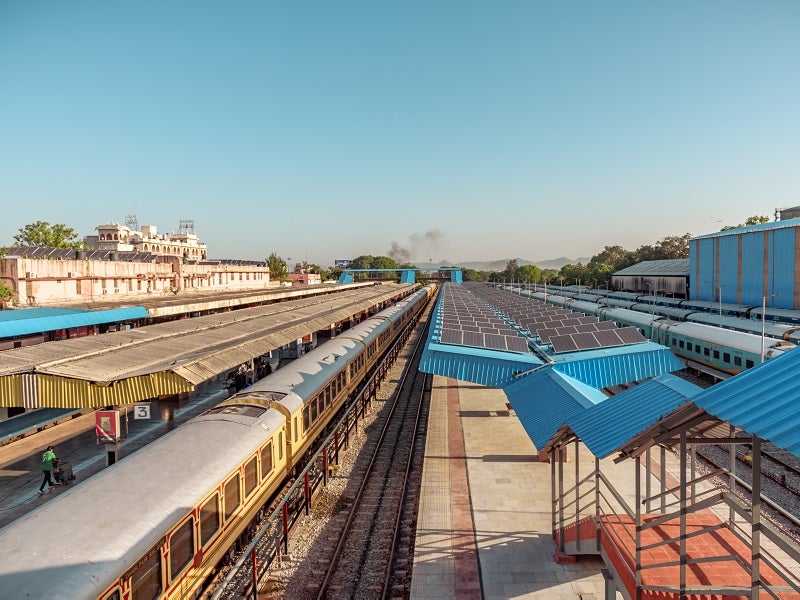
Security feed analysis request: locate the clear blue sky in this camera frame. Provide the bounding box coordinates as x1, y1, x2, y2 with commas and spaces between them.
1, 2, 798, 267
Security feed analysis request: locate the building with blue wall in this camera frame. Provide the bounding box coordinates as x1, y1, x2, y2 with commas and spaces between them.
690, 218, 800, 310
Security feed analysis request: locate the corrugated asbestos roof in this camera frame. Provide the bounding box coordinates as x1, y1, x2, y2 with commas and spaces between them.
690, 345, 800, 456
546, 374, 701, 458
504, 367, 606, 450
0, 284, 414, 408
0, 307, 149, 338
613, 259, 690, 276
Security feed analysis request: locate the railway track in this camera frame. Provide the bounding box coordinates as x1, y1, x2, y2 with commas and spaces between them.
315, 321, 430, 598
208, 295, 433, 599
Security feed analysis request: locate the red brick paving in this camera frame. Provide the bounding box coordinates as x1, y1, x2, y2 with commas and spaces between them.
447, 379, 482, 599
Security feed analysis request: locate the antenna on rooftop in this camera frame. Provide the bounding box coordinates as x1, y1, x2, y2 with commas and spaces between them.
125, 214, 139, 230
179, 219, 195, 234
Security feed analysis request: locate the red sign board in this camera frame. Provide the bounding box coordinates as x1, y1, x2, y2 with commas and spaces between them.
96, 410, 121, 443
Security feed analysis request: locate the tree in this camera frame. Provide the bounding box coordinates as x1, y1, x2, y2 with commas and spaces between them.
13, 221, 85, 249
517, 264, 542, 284
462, 268, 488, 282
266, 252, 288, 283
559, 262, 588, 286
502, 259, 519, 283
721, 215, 770, 231
0, 281, 12, 303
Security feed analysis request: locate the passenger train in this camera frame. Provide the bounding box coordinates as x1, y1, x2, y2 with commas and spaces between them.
0, 285, 435, 600
512, 287, 796, 376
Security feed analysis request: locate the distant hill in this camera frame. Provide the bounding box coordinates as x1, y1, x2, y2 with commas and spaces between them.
433, 257, 591, 272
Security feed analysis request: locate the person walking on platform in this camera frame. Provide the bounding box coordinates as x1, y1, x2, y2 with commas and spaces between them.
37, 446, 61, 495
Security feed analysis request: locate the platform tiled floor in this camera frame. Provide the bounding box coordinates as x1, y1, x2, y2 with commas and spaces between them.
411, 377, 615, 599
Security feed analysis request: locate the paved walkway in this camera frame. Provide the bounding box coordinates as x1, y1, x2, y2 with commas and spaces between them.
411, 376, 616, 599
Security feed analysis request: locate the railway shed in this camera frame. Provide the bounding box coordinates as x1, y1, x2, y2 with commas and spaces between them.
610, 258, 690, 297
542, 343, 800, 599
420, 282, 800, 598
0, 283, 417, 409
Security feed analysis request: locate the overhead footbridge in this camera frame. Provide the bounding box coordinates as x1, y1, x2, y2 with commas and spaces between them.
0, 284, 418, 409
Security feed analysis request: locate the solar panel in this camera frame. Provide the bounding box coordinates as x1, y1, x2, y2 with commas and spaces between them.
554, 325, 578, 336
616, 327, 647, 344
463, 331, 484, 347
440, 329, 462, 345
484, 334, 507, 351
573, 323, 600, 334
506, 336, 529, 353
538, 328, 558, 342
594, 329, 624, 346
550, 334, 579, 353
572, 332, 602, 350
595, 321, 616, 330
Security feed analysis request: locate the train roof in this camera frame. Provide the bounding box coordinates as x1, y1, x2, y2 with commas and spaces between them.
750, 306, 800, 324
598, 307, 661, 327
0, 408, 283, 599
660, 321, 794, 355
685, 312, 797, 338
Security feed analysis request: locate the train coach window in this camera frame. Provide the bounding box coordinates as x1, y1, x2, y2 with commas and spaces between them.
679, 340, 685, 349
200, 495, 219, 545
104, 591, 121, 600
317, 396, 325, 417
714, 350, 720, 359
130, 549, 162, 600
303, 406, 310, 431
169, 517, 194, 581
310, 400, 318, 423
694, 344, 701, 353
261, 442, 273, 479
224, 475, 240, 520
734, 356, 742, 367
704, 347, 710, 357
244, 457, 258, 497
723, 352, 731, 363
746, 359, 754, 369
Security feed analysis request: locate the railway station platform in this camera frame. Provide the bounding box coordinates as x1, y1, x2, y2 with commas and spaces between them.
411, 376, 614, 599
410, 376, 800, 599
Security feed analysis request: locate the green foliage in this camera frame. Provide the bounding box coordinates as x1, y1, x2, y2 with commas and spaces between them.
309, 265, 330, 280
721, 215, 770, 231
266, 252, 289, 282
462, 268, 488, 282
13, 221, 85, 250
0, 281, 12, 301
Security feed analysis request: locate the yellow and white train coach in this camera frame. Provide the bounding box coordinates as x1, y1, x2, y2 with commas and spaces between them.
0, 284, 435, 600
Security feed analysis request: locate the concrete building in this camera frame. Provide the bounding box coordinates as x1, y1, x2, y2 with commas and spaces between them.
86, 222, 207, 262
0, 252, 270, 307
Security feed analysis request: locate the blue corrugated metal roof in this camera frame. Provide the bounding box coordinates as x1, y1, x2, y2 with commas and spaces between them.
505, 367, 608, 450
550, 342, 685, 389
0, 307, 149, 338
558, 374, 701, 458
691, 217, 800, 241
420, 341, 542, 388
690, 346, 800, 456
0, 307, 86, 321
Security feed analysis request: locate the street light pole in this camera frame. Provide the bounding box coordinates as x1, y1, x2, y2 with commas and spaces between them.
761, 295, 766, 363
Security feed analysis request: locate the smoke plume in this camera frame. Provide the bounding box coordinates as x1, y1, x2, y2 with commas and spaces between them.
388, 230, 445, 264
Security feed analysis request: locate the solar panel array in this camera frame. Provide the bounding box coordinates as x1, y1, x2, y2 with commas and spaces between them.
438, 285, 530, 354
458, 283, 647, 354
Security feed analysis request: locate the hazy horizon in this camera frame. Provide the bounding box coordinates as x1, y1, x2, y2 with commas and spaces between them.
2, 3, 797, 266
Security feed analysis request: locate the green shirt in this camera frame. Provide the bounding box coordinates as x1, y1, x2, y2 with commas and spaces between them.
41, 450, 55, 472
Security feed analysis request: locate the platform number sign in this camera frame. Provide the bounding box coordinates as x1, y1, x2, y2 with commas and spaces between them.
134, 404, 151, 420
